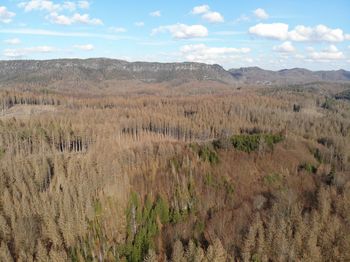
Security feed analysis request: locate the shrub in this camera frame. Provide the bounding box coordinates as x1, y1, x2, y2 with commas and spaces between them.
154, 196, 170, 224
212, 138, 231, 150
298, 163, 317, 174
312, 148, 323, 163
293, 104, 301, 112
192, 144, 219, 165
264, 173, 282, 186
0, 147, 5, 159
231, 133, 283, 153
203, 173, 234, 199
321, 97, 335, 110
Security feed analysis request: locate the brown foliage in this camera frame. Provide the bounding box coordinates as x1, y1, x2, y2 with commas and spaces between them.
0, 86, 349, 261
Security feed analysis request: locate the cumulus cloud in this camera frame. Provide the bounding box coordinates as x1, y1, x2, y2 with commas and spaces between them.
249, 23, 348, 42
308, 45, 344, 60
273, 41, 295, 53
180, 44, 250, 64
0, 6, 16, 23
4, 46, 55, 58
134, 21, 144, 27
191, 5, 210, 15
191, 5, 224, 23
18, 0, 90, 12
47, 12, 103, 25
289, 25, 345, 42
202, 12, 224, 23
152, 24, 208, 39
249, 23, 289, 40
18, 0, 60, 12
4, 38, 21, 45
74, 44, 94, 50
253, 8, 269, 19
18, 1, 99, 25
149, 10, 161, 17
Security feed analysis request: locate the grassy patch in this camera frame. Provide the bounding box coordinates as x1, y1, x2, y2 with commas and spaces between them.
264, 173, 282, 186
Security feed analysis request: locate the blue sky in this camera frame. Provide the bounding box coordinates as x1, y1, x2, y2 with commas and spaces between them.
0, 0, 349, 70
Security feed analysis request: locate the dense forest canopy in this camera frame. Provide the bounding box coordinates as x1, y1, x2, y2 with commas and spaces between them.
0, 81, 349, 261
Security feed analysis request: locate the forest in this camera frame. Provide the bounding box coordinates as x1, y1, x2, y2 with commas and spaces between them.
0, 83, 349, 262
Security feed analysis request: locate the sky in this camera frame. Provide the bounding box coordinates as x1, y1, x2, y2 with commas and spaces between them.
0, 0, 350, 70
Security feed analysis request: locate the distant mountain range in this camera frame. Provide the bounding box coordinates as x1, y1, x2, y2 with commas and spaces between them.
229, 67, 350, 85
0, 58, 349, 91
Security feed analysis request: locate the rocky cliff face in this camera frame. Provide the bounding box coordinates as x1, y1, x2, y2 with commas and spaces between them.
0, 58, 349, 91
0, 58, 235, 88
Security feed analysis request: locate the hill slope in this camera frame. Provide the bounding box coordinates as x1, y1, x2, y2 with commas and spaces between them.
0, 59, 349, 92
229, 67, 350, 85
0, 58, 235, 91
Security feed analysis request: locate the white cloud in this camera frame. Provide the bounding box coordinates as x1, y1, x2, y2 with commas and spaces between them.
249, 23, 289, 40
191, 5, 210, 15
191, 5, 224, 23
74, 44, 94, 50
309, 45, 344, 60
273, 41, 295, 53
253, 8, 269, 19
289, 25, 345, 42
109, 27, 127, 33
48, 12, 71, 24
134, 21, 144, 27
18, 0, 60, 12
4, 38, 21, 45
47, 12, 103, 25
18, 0, 89, 12
180, 44, 250, 64
4, 46, 55, 58
152, 24, 208, 39
202, 11, 224, 23
70, 13, 102, 25
78, 1, 89, 9
149, 10, 161, 17
0, 6, 16, 23
346, 34, 350, 40
249, 23, 348, 42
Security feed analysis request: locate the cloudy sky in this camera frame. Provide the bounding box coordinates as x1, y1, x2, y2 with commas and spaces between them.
0, 0, 349, 70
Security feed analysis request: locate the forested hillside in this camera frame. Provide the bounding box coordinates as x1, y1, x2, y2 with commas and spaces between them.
0, 82, 349, 261
1, 59, 349, 93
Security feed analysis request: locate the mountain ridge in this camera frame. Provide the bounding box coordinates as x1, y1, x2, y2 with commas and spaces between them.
0, 58, 349, 91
